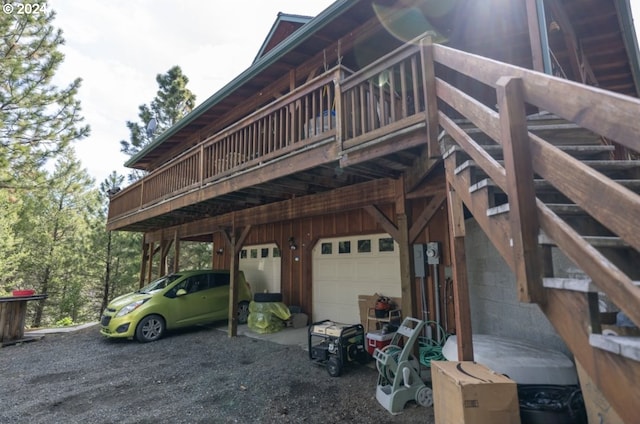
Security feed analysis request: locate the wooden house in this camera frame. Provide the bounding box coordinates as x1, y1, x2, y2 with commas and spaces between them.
107, 0, 640, 420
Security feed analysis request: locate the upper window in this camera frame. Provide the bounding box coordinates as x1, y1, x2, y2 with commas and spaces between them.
261, 248, 269, 258
379, 238, 395, 252
321, 242, 333, 255
250, 249, 258, 259
338, 241, 351, 254
357, 239, 371, 253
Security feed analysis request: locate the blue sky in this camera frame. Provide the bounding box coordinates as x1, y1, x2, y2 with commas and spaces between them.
49, 0, 640, 186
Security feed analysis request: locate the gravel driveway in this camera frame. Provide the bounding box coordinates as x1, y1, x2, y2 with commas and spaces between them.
0, 324, 435, 423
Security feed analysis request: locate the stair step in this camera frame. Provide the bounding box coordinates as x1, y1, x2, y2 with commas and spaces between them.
487, 203, 510, 217
590, 334, 640, 362
544, 277, 599, 292
546, 203, 584, 215
543, 277, 640, 292
539, 233, 628, 248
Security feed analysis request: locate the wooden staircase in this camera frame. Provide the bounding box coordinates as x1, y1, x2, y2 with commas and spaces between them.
441, 113, 640, 421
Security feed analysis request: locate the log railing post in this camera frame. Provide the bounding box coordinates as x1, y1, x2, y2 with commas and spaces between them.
496, 76, 545, 304
420, 34, 440, 159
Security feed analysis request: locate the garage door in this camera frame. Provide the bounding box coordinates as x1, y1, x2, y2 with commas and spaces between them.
312, 234, 400, 324
240, 243, 281, 295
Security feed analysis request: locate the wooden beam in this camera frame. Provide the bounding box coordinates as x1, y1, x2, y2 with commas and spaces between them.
406, 172, 446, 199
541, 288, 640, 424
397, 213, 416, 319
139, 240, 148, 289
496, 76, 544, 304
408, 192, 447, 243
403, 144, 441, 193
235, 225, 252, 255
227, 229, 240, 337
147, 242, 154, 284
446, 185, 473, 361
173, 230, 180, 273
144, 178, 398, 242
363, 205, 399, 240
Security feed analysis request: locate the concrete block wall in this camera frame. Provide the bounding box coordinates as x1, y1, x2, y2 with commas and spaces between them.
465, 219, 569, 355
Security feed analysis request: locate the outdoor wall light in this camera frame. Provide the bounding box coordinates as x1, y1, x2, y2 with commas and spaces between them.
216, 248, 224, 255
288, 237, 297, 250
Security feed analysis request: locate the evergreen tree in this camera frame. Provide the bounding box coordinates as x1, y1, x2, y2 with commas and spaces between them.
120, 65, 196, 181
13, 149, 100, 326
0, 8, 89, 188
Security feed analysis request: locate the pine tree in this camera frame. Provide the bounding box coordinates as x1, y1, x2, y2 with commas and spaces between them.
119, 65, 196, 179
0, 8, 89, 188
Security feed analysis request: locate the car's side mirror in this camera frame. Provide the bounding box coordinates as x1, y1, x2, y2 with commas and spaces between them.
176, 288, 187, 297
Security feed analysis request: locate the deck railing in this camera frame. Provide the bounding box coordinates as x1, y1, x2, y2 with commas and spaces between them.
109, 68, 344, 217
340, 42, 426, 149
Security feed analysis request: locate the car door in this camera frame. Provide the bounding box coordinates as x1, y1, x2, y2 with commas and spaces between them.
206, 272, 231, 321
172, 273, 212, 326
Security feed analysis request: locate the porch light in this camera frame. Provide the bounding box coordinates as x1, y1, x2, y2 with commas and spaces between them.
288, 237, 297, 250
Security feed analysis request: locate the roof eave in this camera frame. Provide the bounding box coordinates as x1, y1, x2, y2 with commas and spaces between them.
616, 0, 640, 97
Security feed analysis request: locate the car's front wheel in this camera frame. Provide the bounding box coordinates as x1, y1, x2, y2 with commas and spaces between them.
237, 301, 250, 324
135, 314, 165, 343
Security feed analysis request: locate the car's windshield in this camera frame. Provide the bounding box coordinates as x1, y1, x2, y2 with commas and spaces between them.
138, 275, 181, 294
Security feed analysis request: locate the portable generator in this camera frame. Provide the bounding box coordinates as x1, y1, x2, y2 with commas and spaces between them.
308, 320, 368, 377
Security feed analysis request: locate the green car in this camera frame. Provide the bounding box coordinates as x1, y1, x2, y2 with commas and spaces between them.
100, 270, 252, 342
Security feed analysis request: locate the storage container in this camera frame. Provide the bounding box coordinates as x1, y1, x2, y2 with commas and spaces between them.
366, 330, 395, 356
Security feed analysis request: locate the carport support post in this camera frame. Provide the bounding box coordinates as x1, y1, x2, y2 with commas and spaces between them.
398, 214, 416, 320
227, 231, 240, 337
227, 224, 251, 338
446, 186, 474, 361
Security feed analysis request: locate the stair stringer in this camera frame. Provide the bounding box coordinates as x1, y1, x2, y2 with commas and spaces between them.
541, 287, 640, 424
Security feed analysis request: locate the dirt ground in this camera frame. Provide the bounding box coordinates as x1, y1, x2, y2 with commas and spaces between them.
0, 324, 435, 423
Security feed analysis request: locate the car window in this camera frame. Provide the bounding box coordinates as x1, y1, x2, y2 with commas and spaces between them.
139, 274, 181, 294
187, 274, 210, 293
211, 273, 230, 288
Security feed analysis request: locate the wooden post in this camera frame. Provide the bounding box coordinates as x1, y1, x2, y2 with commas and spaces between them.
396, 178, 416, 319
446, 186, 474, 361
173, 230, 180, 273
420, 35, 440, 158
497, 76, 545, 304
147, 242, 154, 283
139, 238, 148, 289
333, 68, 343, 149
227, 230, 240, 337
227, 225, 251, 338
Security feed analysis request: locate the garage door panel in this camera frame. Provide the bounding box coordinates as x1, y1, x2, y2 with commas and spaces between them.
312, 234, 401, 323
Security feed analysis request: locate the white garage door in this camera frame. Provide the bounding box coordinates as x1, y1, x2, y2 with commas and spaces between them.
240, 243, 281, 295
312, 234, 401, 324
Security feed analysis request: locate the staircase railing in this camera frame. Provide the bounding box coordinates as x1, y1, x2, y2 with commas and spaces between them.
428, 40, 640, 326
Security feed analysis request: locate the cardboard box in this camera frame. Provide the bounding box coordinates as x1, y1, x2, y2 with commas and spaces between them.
431, 361, 520, 424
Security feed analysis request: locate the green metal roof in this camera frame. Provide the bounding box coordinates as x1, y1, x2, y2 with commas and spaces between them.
125, 0, 354, 168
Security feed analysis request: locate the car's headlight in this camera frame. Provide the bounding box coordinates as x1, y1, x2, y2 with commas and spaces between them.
116, 299, 148, 317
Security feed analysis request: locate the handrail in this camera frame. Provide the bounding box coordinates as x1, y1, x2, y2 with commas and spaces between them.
431, 42, 640, 326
